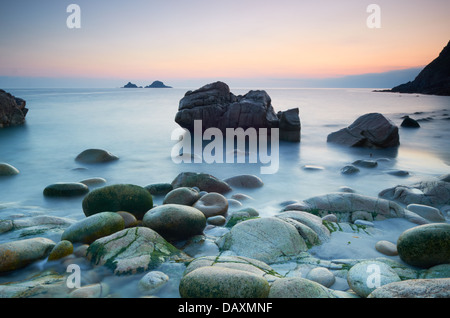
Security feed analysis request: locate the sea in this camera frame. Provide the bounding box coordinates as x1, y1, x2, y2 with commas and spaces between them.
0, 87, 449, 297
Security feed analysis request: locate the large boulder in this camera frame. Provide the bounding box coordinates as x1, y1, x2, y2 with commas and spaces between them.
327, 113, 399, 148
174, 82, 301, 142
0, 90, 28, 128
368, 278, 450, 298
397, 223, 450, 268
216, 217, 307, 264
287, 193, 409, 223
179, 266, 270, 298
86, 227, 187, 275
82, 184, 153, 220
0, 238, 55, 273
379, 180, 450, 208
61, 212, 125, 244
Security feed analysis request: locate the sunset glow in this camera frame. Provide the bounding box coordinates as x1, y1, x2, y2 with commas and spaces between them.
0, 0, 449, 85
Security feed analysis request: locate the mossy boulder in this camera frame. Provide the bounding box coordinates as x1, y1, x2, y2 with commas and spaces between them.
86, 227, 188, 276
145, 183, 173, 196
82, 184, 153, 220
397, 223, 450, 268
43, 182, 89, 197
48, 240, 74, 261
143, 204, 206, 241
179, 266, 270, 298
61, 212, 125, 244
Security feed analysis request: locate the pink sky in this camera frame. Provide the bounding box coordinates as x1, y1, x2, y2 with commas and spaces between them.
0, 0, 449, 82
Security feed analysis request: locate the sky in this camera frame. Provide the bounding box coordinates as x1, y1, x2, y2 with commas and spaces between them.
0, 0, 449, 88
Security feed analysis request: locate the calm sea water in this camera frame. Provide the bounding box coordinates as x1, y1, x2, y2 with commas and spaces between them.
0, 87, 449, 297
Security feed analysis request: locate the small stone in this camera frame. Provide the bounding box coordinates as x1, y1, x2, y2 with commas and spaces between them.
116, 211, 139, 228
407, 204, 446, 222
0, 163, 19, 176
193, 192, 229, 217
48, 240, 74, 261
207, 215, 227, 226
163, 187, 200, 206
223, 175, 264, 188
352, 160, 378, 168
341, 165, 360, 175
322, 214, 338, 223
306, 267, 336, 288
375, 240, 398, 256
138, 271, 169, 295
79, 177, 107, 187
144, 183, 173, 196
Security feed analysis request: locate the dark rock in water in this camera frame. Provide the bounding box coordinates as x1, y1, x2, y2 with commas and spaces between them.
278, 108, 301, 142
174, 81, 301, 142
43, 182, 90, 197
122, 82, 141, 88
388, 41, 450, 96
82, 184, 153, 220
0, 90, 28, 128
75, 149, 119, 164
327, 113, 399, 149
401, 116, 421, 128
145, 81, 172, 88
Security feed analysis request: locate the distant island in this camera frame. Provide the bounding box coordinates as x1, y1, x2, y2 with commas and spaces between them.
376, 40, 450, 96
122, 82, 142, 88
122, 81, 172, 88
145, 81, 172, 88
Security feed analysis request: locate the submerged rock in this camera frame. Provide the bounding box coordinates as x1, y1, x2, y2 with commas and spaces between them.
327, 113, 400, 149
0, 163, 20, 176
75, 149, 119, 164
401, 116, 421, 128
